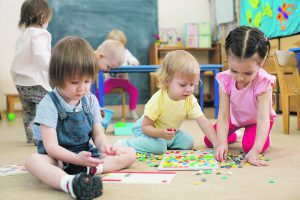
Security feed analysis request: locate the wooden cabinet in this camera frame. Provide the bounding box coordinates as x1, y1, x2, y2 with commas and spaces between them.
148, 43, 221, 96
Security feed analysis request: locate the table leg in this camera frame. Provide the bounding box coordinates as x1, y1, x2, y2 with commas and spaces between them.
98, 71, 104, 107
199, 72, 205, 111
213, 69, 219, 118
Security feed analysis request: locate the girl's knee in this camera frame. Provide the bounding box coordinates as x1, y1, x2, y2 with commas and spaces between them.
242, 138, 270, 153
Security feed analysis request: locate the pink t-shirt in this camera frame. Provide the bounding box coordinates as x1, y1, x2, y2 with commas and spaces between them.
216, 68, 276, 127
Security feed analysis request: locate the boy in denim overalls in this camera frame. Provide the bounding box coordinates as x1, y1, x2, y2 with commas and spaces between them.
25, 36, 136, 200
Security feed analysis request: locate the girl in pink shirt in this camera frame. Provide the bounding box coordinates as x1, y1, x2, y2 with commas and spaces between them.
204, 26, 276, 166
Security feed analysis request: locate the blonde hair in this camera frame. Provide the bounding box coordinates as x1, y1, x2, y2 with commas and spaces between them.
155, 50, 200, 89
107, 29, 127, 45
96, 39, 125, 67
49, 36, 98, 88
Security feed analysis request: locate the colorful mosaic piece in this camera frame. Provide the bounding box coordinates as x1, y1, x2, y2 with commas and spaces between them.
158, 150, 219, 171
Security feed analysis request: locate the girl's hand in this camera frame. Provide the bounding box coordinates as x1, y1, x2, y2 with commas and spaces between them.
162, 128, 176, 140
214, 141, 228, 162
100, 144, 119, 156
77, 151, 103, 167
245, 149, 269, 167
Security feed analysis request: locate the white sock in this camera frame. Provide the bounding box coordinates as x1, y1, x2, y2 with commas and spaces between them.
87, 164, 103, 175
96, 164, 103, 174
60, 175, 76, 198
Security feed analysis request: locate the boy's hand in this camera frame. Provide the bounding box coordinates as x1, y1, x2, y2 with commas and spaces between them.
245, 148, 269, 167
100, 144, 119, 156
214, 141, 228, 162
77, 151, 103, 167
162, 128, 176, 140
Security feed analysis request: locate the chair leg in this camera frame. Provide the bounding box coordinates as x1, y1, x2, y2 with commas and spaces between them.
121, 91, 126, 122
297, 95, 300, 130
281, 96, 290, 134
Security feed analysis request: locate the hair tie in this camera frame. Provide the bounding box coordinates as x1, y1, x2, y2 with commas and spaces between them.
264, 36, 268, 42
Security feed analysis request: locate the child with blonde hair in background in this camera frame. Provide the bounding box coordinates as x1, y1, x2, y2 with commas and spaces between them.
95, 39, 125, 71
205, 26, 276, 166
11, 0, 52, 143
105, 29, 140, 119
116, 50, 218, 154
26, 36, 136, 200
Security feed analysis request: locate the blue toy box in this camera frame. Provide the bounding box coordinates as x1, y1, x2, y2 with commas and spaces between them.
101, 108, 114, 129
114, 122, 134, 136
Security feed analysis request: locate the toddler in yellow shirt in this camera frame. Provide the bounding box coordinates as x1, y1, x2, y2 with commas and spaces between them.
116, 50, 218, 154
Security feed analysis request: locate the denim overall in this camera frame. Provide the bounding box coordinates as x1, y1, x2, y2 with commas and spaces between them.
37, 91, 100, 174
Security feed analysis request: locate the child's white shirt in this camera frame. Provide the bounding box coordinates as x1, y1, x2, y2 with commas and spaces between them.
11, 27, 52, 91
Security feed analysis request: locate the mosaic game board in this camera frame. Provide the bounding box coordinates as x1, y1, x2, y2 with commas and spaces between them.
158, 150, 219, 171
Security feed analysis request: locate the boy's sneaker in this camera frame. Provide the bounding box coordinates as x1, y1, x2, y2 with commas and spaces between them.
72, 172, 103, 200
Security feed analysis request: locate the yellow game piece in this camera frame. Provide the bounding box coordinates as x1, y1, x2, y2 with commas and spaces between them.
194, 181, 201, 185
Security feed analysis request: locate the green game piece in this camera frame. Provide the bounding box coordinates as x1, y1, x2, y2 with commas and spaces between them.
265, 158, 270, 161
221, 176, 228, 180
203, 170, 212, 174
268, 179, 275, 184
7, 113, 16, 121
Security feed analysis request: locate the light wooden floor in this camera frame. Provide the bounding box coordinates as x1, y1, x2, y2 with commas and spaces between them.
0, 105, 300, 200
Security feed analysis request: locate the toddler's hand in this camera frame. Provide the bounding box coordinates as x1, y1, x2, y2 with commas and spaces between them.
245, 149, 269, 167
214, 141, 228, 162
101, 144, 119, 156
131, 60, 139, 66
77, 151, 103, 167
162, 128, 176, 140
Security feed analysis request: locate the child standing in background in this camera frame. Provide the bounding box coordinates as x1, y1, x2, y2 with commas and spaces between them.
204, 26, 276, 166
106, 29, 140, 119
26, 36, 136, 200
116, 50, 218, 155
10, 0, 52, 143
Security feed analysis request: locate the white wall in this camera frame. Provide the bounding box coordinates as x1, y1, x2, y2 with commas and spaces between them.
158, 0, 210, 30
0, 0, 23, 111
0, 0, 211, 110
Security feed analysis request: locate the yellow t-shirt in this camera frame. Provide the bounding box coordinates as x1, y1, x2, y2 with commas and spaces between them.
144, 89, 203, 130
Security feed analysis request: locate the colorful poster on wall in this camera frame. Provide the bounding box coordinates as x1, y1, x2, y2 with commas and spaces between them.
240, 0, 300, 38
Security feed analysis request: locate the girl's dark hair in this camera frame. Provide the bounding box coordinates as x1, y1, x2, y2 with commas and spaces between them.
18, 0, 52, 28
225, 26, 270, 61
49, 36, 98, 88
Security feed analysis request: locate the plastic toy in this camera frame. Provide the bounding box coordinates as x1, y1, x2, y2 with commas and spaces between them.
114, 122, 134, 136
101, 108, 114, 129
7, 113, 16, 122
158, 150, 219, 171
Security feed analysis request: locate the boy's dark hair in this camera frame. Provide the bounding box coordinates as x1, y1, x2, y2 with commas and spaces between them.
49, 36, 98, 88
225, 26, 270, 61
19, 0, 52, 28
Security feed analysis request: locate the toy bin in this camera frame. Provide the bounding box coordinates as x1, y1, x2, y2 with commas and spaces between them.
198, 23, 211, 35
199, 35, 211, 48
101, 108, 114, 129
114, 122, 134, 136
